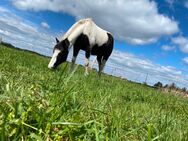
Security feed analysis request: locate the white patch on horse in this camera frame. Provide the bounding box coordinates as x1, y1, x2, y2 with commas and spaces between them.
63, 18, 109, 47
68, 24, 85, 44
62, 19, 90, 44
48, 49, 61, 69
83, 21, 108, 47
62, 19, 87, 39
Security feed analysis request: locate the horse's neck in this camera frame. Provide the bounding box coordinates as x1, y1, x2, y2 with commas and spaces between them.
67, 24, 84, 44
63, 20, 87, 45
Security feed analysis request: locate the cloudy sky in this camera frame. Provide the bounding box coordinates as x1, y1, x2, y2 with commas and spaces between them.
0, 0, 188, 87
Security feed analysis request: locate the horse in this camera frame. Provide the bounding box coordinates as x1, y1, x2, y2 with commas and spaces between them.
48, 18, 114, 76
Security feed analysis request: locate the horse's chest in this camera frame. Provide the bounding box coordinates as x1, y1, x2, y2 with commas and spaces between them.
91, 44, 100, 55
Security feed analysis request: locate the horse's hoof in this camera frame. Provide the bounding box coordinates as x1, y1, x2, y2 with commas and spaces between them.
98, 73, 102, 77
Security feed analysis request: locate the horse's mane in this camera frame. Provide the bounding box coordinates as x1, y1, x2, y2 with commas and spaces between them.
61, 18, 92, 41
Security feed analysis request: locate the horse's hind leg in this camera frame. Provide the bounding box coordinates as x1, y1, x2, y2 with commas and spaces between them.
98, 36, 113, 76
98, 54, 110, 76
100, 60, 107, 76
97, 56, 105, 76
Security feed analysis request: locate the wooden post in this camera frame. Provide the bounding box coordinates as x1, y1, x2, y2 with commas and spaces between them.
0, 36, 2, 44
144, 73, 148, 84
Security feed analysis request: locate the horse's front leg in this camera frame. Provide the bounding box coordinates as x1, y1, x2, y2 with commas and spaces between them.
70, 56, 76, 71
70, 46, 79, 72
84, 58, 90, 76
85, 48, 91, 76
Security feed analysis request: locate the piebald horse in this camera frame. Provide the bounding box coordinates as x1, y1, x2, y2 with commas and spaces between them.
48, 18, 114, 76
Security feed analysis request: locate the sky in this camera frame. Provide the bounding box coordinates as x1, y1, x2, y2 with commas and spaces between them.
0, 0, 188, 88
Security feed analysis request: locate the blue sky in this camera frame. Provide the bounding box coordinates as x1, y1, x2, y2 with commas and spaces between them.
1, 0, 188, 87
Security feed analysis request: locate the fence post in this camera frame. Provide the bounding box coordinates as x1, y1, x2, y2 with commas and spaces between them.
144, 73, 148, 84
0, 36, 2, 44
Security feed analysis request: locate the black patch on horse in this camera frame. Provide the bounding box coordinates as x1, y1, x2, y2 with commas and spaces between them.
74, 34, 90, 51
101, 33, 114, 60
73, 33, 114, 60
54, 38, 70, 52
73, 34, 90, 58
92, 33, 114, 60
53, 38, 70, 68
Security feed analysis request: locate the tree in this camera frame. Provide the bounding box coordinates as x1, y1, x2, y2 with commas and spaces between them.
163, 84, 169, 88
154, 81, 163, 88
168, 83, 177, 90
181, 87, 187, 93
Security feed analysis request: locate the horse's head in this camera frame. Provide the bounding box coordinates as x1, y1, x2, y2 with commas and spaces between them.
48, 38, 70, 69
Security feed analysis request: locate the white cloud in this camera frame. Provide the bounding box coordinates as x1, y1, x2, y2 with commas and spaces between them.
110, 50, 181, 75
183, 57, 188, 65
161, 45, 175, 51
165, 0, 175, 4
107, 50, 188, 87
11, 0, 179, 45
165, 0, 175, 7
172, 36, 188, 53
0, 7, 55, 55
41, 22, 50, 29
185, 1, 188, 8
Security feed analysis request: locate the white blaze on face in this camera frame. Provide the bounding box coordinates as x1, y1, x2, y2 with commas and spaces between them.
48, 49, 61, 69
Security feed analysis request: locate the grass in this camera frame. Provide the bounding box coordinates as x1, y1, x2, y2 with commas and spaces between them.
0, 44, 188, 141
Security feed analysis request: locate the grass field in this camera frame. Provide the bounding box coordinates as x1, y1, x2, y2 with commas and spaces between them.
0, 44, 188, 141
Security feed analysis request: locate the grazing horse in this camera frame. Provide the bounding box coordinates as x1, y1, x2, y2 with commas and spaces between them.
48, 18, 114, 76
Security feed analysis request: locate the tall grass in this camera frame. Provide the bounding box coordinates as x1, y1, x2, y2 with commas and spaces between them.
0, 44, 188, 140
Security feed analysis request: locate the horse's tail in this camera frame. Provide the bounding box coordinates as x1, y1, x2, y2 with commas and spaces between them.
103, 33, 114, 61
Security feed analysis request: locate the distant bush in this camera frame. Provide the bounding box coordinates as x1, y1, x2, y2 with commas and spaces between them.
168, 83, 177, 90
182, 87, 187, 93
154, 81, 163, 88
1, 41, 15, 48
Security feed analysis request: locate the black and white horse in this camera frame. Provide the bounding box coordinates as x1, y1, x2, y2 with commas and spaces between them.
48, 18, 114, 76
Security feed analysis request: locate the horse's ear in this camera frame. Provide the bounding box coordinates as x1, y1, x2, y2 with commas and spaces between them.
55, 37, 60, 43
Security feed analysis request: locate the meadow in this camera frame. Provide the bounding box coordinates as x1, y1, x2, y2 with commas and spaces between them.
0, 44, 188, 141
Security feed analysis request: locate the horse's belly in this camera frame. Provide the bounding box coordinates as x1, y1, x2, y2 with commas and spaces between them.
91, 45, 99, 55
